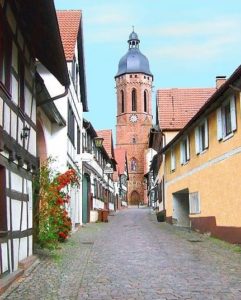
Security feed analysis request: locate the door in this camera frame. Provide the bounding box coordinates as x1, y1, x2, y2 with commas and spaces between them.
130, 190, 140, 205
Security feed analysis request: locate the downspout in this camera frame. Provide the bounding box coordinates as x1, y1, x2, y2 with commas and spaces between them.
160, 130, 166, 211
37, 86, 69, 107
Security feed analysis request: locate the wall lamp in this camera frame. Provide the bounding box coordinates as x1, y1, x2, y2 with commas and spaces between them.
21, 126, 30, 140
94, 137, 104, 148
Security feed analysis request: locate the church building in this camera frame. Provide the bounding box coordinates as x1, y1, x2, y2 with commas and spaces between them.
115, 30, 153, 205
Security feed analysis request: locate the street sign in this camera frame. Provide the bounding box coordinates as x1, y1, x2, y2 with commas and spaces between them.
104, 167, 113, 174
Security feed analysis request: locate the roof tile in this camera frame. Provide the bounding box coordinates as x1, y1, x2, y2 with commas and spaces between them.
57, 10, 81, 61
157, 88, 216, 130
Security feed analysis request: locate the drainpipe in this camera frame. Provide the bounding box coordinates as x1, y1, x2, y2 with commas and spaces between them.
160, 130, 166, 212
37, 86, 69, 107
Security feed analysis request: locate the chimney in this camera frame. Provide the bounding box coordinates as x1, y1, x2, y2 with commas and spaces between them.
216, 76, 226, 89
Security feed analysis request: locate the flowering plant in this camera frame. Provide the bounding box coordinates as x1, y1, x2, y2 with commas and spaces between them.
36, 158, 80, 249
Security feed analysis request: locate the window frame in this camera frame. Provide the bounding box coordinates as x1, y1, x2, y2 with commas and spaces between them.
217, 95, 236, 141
67, 102, 75, 146
170, 148, 176, 172
144, 90, 148, 113
195, 118, 208, 154
132, 89, 137, 111
189, 192, 201, 214
180, 135, 190, 165
121, 90, 124, 113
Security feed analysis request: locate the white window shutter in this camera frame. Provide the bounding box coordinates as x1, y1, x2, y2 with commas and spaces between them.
171, 149, 175, 171
195, 127, 200, 154
186, 136, 190, 160
230, 96, 237, 131
180, 143, 184, 165
216, 108, 223, 140
204, 119, 209, 149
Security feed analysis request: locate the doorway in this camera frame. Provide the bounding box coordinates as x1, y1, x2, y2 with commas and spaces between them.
172, 189, 190, 227
82, 173, 90, 224
130, 190, 140, 205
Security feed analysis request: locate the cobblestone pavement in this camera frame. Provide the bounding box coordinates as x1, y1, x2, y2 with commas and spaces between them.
2, 208, 241, 299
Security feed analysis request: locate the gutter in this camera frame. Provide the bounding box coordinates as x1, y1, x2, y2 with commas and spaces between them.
37, 86, 69, 107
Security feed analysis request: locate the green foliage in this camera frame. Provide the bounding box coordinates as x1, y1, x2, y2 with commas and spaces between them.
35, 158, 79, 249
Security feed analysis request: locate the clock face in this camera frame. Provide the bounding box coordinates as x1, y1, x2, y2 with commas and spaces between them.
129, 114, 138, 123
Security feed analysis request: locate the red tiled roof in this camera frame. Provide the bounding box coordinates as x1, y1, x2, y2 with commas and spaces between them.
157, 88, 216, 130
114, 148, 127, 175
56, 10, 81, 61
96, 130, 114, 159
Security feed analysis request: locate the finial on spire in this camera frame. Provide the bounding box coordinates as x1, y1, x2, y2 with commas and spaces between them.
132, 25, 135, 32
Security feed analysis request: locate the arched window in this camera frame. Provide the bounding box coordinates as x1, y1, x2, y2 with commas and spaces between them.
132, 89, 137, 111
121, 90, 124, 113
131, 158, 137, 171
144, 90, 148, 113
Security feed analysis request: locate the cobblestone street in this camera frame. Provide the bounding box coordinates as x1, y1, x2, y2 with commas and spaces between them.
2, 208, 241, 300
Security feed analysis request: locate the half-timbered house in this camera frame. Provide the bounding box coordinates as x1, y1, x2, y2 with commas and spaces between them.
36, 10, 88, 230
0, 0, 69, 288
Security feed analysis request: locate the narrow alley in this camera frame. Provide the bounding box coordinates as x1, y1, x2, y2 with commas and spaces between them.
2, 208, 241, 300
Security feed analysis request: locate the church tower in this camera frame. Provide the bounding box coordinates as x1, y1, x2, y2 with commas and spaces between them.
115, 30, 153, 205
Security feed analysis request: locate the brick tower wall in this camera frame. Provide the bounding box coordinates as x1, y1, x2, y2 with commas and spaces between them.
116, 73, 153, 205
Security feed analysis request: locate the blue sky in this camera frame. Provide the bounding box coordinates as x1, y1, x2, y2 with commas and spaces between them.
55, 0, 241, 143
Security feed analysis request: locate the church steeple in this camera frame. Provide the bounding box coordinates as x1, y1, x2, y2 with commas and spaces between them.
115, 30, 153, 205
115, 30, 152, 78
128, 29, 140, 49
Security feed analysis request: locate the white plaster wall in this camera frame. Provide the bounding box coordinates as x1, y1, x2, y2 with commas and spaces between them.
93, 199, 105, 210
11, 110, 17, 140
109, 203, 114, 211
12, 200, 21, 231
1, 243, 8, 273
13, 238, 19, 271
19, 237, 28, 262
90, 210, 98, 223
11, 172, 22, 192
4, 103, 10, 134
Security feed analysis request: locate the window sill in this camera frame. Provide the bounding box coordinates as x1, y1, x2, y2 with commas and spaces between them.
222, 132, 234, 142
181, 160, 189, 166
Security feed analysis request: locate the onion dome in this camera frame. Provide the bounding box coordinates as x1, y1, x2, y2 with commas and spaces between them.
116, 30, 152, 78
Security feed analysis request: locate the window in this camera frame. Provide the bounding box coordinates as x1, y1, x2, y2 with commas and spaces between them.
217, 96, 236, 141
144, 90, 148, 113
19, 59, 25, 111
68, 103, 75, 146
0, 9, 12, 92
77, 126, 80, 154
132, 89, 137, 111
130, 158, 137, 171
195, 119, 208, 154
170, 148, 176, 171
132, 137, 136, 144
121, 90, 124, 113
189, 192, 200, 214
180, 135, 190, 165
0, 165, 7, 232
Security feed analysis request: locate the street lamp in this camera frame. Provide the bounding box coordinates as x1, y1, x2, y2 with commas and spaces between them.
94, 137, 104, 148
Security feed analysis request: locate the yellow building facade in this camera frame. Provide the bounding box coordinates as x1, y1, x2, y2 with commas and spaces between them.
162, 66, 241, 243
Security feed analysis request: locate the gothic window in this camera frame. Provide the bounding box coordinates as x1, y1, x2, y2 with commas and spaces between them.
132, 89, 137, 111
130, 158, 137, 171
144, 90, 148, 113
132, 137, 136, 144
121, 90, 124, 113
